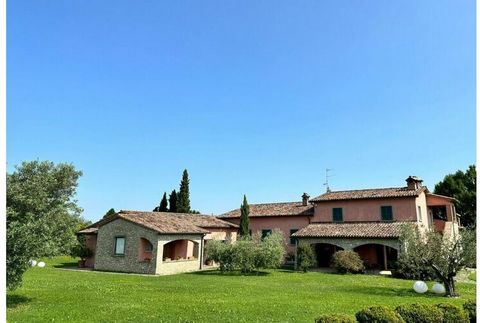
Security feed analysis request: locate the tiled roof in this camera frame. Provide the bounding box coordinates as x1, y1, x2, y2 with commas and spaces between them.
292, 222, 412, 238
77, 210, 237, 235
219, 202, 314, 218
310, 187, 426, 202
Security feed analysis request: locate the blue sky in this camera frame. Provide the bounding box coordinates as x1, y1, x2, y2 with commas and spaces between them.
7, 1, 475, 222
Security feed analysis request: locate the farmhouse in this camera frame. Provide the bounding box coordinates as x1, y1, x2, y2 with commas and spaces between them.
220, 176, 460, 270
77, 210, 238, 275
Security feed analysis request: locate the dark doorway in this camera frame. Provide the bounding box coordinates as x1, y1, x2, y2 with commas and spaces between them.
315, 243, 344, 267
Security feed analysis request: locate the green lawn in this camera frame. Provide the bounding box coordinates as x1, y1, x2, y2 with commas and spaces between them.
468, 271, 476, 281
7, 257, 475, 323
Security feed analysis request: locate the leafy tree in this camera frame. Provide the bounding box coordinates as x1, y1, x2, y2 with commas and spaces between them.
398, 224, 476, 296
70, 235, 93, 261
434, 165, 476, 228
153, 193, 168, 212
177, 169, 191, 213
168, 189, 178, 213
239, 195, 250, 237
7, 161, 85, 290
297, 243, 315, 272
103, 208, 116, 218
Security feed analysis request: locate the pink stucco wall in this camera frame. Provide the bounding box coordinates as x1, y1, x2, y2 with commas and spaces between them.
224, 216, 310, 254
312, 197, 418, 222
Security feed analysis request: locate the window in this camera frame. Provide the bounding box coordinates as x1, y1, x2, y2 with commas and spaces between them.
261, 229, 272, 239
289, 229, 298, 245
114, 237, 126, 255
144, 240, 153, 252
381, 206, 393, 221
430, 206, 447, 221
417, 206, 422, 222
332, 208, 343, 222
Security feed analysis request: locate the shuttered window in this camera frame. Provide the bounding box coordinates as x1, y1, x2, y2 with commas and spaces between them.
381, 206, 393, 221
332, 208, 343, 222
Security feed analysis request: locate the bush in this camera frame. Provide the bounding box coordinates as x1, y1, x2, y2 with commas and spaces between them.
205, 230, 285, 273
463, 300, 476, 323
355, 306, 405, 323
315, 314, 356, 323
296, 243, 315, 272
436, 303, 469, 323
395, 304, 444, 323
332, 250, 364, 274
70, 235, 93, 260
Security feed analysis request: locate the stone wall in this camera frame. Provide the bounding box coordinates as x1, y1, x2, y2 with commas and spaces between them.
297, 237, 400, 251
94, 218, 158, 274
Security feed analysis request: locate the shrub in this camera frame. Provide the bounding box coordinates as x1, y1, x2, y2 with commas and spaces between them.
436, 303, 469, 323
315, 314, 356, 323
70, 235, 93, 260
296, 243, 315, 272
332, 250, 364, 274
395, 304, 444, 323
355, 306, 405, 323
463, 300, 476, 323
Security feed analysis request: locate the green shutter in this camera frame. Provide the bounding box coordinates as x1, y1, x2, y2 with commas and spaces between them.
332, 208, 343, 222
289, 229, 298, 245
381, 206, 393, 221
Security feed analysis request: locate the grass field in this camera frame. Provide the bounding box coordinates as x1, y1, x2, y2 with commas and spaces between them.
468, 271, 476, 281
7, 257, 476, 322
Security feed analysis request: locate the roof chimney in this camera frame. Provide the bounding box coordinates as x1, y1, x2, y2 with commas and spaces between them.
405, 176, 423, 190
301, 193, 310, 206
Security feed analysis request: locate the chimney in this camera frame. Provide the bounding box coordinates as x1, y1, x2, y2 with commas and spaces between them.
301, 193, 310, 206
405, 176, 423, 190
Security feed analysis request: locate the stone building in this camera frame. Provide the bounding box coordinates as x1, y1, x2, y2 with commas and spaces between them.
77, 210, 238, 275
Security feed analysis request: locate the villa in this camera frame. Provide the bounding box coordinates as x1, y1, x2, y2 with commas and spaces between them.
220, 176, 460, 270
78, 175, 459, 274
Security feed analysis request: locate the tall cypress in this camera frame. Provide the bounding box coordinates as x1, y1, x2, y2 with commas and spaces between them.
177, 169, 191, 213
169, 190, 178, 213
239, 195, 250, 237
159, 192, 168, 212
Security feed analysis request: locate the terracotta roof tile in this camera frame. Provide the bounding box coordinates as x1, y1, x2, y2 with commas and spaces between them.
310, 187, 426, 202
220, 202, 313, 218
293, 222, 412, 238
77, 210, 237, 235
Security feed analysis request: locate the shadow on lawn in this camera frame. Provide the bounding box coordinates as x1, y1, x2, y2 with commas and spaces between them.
189, 270, 270, 276
338, 285, 444, 299
53, 261, 78, 269
7, 294, 32, 309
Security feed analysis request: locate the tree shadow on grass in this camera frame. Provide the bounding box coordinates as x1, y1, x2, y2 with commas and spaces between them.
7, 294, 32, 309
189, 270, 270, 277
337, 285, 445, 299
53, 261, 78, 269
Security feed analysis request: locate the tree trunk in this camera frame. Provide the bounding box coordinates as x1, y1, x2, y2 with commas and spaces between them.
443, 276, 458, 297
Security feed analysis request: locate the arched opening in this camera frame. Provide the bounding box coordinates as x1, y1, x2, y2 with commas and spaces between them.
138, 238, 154, 262
353, 244, 398, 270
162, 240, 199, 262
314, 243, 344, 267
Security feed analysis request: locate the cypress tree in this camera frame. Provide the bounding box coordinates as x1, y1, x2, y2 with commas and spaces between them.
159, 192, 168, 212
177, 169, 191, 213
239, 195, 250, 237
169, 189, 178, 213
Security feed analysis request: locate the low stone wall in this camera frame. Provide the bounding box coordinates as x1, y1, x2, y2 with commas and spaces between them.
157, 258, 201, 275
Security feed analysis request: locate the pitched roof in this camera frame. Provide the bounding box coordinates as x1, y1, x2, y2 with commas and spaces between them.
292, 222, 412, 238
77, 210, 237, 235
310, 186, 427, 202
219, 202, 314, 218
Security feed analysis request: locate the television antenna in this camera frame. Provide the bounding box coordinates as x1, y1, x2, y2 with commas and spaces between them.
323, 168, 333, 192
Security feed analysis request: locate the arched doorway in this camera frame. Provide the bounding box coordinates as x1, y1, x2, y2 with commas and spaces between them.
353, 244, 398, 270
163, 240, 199, 262
315, 243, 344, 267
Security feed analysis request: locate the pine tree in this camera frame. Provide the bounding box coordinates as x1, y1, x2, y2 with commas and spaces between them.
177, 169, 191, 213
169, 189, 178, 213
159, 192, 168, 212
239, 195, 250, 237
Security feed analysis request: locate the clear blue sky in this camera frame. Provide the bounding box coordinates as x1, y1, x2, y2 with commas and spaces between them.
7, 1, 475, 222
